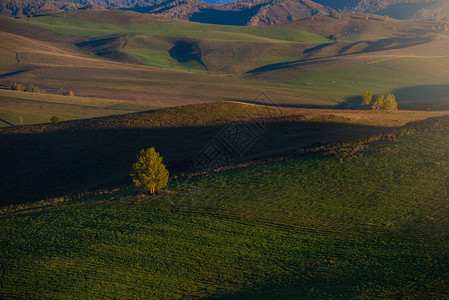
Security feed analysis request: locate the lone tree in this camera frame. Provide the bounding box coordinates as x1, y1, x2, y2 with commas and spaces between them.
131, 147, 169, 194
371, 94, 398, 110
362, 91, 373, 106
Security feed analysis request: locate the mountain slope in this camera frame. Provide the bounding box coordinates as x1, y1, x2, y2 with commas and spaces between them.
0, 0, 334, 25
146, 0, 333, 25
315, 0, 449, 20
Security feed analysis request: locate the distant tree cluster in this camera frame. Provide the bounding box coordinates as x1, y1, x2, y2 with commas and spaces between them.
362, 92, 398, 110
9, 82, 40, 92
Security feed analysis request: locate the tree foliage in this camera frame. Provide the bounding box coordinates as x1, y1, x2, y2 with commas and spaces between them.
362, 91, 373, 106
371, 94, 398, 111
131, 147, 169, 194
9, 82, 24, 91
25, 83, 40, 93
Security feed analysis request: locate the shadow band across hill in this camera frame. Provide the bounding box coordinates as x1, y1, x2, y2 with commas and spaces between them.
0, 119, 387, 206
247, 36, 431, 75
343, 85, 449, 110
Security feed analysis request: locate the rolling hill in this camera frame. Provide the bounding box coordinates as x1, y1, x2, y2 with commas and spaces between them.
2, 6, 449, 299
1, 100, 447, 205
2, 9, 449, 116
2, 105, 449, 298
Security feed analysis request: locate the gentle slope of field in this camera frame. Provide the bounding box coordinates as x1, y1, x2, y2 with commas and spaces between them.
2, 124, 449, 298
0, 89, 171, 127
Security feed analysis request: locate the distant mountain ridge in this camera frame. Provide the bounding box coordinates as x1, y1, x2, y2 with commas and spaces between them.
1, 0, 448, 23
314, 0, 449, 20
0, 0, 334, 25
144, 0, 333, 25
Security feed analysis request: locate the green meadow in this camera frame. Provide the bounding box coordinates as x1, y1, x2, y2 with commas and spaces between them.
2, 128, 449, 298
22, 13, 329, 43
0, 89, 169, 126
289, 57, 449, 102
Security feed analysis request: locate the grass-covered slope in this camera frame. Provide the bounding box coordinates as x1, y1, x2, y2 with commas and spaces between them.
20, 10, 330, 43
2, 126, 449, 298
2, 11, 447, 107
0, 89, 170, 127
1, 101, 447, 205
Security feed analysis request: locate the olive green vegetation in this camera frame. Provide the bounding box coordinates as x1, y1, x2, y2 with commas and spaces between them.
2, 129, 449, 298
371, 94, 398, 110
362, 91, 373, 106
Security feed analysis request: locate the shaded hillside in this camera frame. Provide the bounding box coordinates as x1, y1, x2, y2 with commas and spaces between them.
286, 14, 433, 40
1, 101, 447, 205
76, 35, 142, 64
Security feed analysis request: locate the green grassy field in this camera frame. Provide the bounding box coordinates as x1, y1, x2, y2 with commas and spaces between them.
20, 13, 329, 43
2, 127, 449, 298
0, 89, 170, 126
288, 57, 449, 102
122, 48, 208, 73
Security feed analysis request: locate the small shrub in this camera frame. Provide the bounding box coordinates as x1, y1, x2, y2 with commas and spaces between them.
51, 116, 61, 125
64, 90, 75, 96
131, 147, 169, 195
